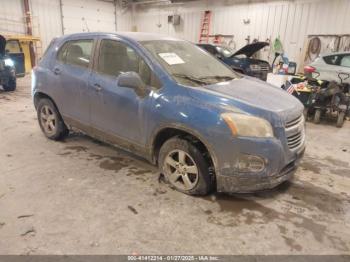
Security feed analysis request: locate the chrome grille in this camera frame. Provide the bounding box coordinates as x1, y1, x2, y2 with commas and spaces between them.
285, 115, 305, 151
287, 132, 303, 149
286, 115, 303, 128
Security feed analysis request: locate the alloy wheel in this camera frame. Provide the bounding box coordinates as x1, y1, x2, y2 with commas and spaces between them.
164, 149, 199, 191
40, 105, 57, 135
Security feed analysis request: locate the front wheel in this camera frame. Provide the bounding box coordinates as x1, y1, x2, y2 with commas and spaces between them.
158, 137, 213, 195
37, 98, 69, 140
2, 77, 16, 91
336, 112, 345, 128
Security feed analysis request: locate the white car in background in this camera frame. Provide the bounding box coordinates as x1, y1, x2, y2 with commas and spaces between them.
304, 52, 350, 83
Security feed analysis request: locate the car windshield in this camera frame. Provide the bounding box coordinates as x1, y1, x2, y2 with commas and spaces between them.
216, 46, 234, 58
141, 40, 239, 87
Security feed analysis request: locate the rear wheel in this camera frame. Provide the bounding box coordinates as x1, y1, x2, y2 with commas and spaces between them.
158, 137, 212, 195
37, 98, 68, 140
336, 112, 345, 128
314, 109, 321, 124
2, 77, 16, 91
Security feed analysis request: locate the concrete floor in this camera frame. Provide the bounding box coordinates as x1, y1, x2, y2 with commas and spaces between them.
0, 76, 350, 255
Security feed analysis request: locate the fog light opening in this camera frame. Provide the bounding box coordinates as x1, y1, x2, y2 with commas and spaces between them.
236, 154, 265, 173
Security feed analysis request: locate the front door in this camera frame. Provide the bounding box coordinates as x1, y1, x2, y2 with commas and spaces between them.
89, 39, 156, 148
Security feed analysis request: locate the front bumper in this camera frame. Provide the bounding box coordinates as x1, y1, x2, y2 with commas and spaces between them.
213, 122, 305, 194
216, 146, 305, 193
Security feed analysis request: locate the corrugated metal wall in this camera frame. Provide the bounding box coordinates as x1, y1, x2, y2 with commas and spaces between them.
0, 0, 26, 35
116, 5, 134, 31
129, 0, 350, 66
0, 0, 117, 51
1, 0, 349, 62
30, 0, 63, 50
61, 0, 116, 34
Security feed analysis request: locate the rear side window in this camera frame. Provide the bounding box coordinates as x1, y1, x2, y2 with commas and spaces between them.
97, 39, 161, 88
57, 39, 93, 68
323, 55, 339, 65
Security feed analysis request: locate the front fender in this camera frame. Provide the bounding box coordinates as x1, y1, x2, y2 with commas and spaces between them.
149, 123, 220, 172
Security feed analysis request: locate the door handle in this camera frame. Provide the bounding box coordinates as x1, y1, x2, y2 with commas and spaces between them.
53, 67, 61, 75
93, 83, 102, 92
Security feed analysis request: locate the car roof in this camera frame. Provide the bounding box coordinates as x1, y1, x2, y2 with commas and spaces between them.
59, 32, 182, 43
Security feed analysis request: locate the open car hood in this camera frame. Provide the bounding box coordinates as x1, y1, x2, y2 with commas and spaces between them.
0, 34, 6, 56
231, 42, 269, 58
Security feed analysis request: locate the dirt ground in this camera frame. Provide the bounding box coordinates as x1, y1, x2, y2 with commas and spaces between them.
0, 76, 350, 255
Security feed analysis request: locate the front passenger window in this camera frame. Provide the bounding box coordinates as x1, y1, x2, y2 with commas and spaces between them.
97, 40, 160, 88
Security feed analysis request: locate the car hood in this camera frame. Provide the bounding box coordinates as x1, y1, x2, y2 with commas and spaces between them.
231, 42, 269, 58
187, 76, 304, 126
0, 35, 6, 56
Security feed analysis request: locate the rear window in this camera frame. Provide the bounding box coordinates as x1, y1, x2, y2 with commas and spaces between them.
57, 39, 93, 68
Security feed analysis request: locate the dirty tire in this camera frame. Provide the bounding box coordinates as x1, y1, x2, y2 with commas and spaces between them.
158, 137, 212, 195
314, 109, 321, 124
37, 98, 68, 140
2, 77, 16, 91
336, 112, 345, 128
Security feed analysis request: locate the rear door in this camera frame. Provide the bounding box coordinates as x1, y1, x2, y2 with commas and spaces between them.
52, 39, 95, 125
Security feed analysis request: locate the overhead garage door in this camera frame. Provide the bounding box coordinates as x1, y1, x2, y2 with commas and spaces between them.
61, 0, 116, 34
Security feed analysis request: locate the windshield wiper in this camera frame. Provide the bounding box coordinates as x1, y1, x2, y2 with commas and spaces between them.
199, 75, 235, 81
173, 73, 210, 85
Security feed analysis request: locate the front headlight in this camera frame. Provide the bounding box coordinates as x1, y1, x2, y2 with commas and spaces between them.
221, 113, 274, 138
249, 64, 261, 71
4, 58, 14, 67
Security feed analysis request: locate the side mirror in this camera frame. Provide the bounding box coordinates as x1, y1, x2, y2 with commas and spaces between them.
117, 71, 147, 96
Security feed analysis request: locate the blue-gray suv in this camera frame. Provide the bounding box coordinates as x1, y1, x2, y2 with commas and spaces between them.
32, 32, 305, 195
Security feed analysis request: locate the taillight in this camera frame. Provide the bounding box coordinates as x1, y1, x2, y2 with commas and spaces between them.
304, 65, 316, 73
